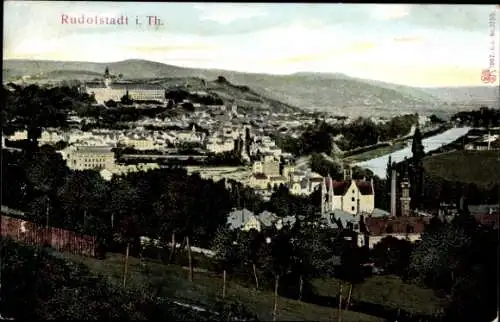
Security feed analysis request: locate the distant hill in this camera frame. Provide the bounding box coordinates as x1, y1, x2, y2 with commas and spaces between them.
419, 86, 499, 105
3, 59, 497, 116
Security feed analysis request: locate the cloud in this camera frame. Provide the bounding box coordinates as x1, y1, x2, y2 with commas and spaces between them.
371, 4, 412, 21
272, 41, 377, 65
392, 36, 425, 43
130, 44, 215, 53
193, 3, 268, 24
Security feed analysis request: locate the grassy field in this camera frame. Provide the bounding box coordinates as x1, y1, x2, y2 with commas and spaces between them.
312, 275, 445, 317
343, 142, 407, 163
423, 150, 500, 186
60, 252, 386, 322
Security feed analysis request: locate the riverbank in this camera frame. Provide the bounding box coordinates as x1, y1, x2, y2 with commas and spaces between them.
354, 127, 471, 178
343, 125, 450, 164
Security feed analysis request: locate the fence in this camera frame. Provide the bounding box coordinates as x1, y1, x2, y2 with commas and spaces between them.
1, 214, 97, 257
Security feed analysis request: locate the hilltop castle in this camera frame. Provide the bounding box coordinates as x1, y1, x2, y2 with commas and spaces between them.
82, 67, 166, 104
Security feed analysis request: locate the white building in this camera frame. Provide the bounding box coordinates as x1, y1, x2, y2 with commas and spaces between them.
321, 174, 375, 215
82, 67, 165, 104
65, 145, 115, 171
7, 130, 28, 141
206, 137, 235, 153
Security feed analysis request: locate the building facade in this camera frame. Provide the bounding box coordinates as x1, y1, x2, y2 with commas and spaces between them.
82, 67, 165, 104
66, 145, 115, 171
321, 175, 375, 215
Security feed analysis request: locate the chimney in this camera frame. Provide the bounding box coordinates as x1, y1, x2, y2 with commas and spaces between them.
328, 176, 334, 212
321, 178, 327, 216
391, 169, 397, 217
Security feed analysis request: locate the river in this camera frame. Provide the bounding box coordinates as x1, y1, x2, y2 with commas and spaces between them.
354, 127, 471, 178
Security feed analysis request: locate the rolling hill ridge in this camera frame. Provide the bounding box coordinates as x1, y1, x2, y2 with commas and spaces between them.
3, 59, 498, 117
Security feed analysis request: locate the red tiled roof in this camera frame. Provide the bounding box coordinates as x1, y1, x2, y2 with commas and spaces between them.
355, 180, 373, 195
474, 213, 499, 229
323, 178, 373, 196
364, 216, 430, 236
332, 180, 351, 195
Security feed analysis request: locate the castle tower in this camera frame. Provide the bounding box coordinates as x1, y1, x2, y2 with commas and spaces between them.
103, 67, 111, 88
400, 172, 411, 217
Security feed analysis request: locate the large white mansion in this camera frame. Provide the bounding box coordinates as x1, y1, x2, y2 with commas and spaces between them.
81, 67, 166, 104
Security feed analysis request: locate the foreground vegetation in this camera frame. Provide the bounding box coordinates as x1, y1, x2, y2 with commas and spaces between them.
59, 251, 385, 322
0, 239, 258, 321
423, 150, 500, 187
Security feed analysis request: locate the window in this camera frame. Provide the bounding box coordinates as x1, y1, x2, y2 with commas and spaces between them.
352, 190, 355, 194
351, 206, 355, 211
351, 197, 355, 202
354, 224, 359, 230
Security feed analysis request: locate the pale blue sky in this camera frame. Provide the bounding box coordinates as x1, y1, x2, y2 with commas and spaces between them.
4, 2, 499, 86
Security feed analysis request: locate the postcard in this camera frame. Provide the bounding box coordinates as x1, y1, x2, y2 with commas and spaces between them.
2, 3, 499, 322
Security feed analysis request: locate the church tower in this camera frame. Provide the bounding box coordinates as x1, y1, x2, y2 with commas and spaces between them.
343, 163, 352, 181
400, 172, 411, 217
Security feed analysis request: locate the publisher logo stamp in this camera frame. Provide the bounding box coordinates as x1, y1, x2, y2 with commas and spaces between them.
482, 9, 497, 84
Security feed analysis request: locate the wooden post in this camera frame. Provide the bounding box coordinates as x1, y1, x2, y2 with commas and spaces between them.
186, 236, 193, 282
123, 242, 130, 288
345, 283, 353, 311
222, 269, 227, 299
45, 197, 50, 228
273, 274, 280, 322
337, 280, 343, 322
298, 275, 304, 301
169, 231, 176, 263
252, 263, 259, 289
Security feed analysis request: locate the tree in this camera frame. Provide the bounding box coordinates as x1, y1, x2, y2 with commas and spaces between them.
409, 224, 472, 292
24, 147, 70, 226
57, 170, 109, 235
211, 227, 238, 299
182, 102, 195, 112
338, 243, 365, 314
260, 231, 293, 321
120, 91, 134, 105
370, 236, 412, 276
235, 230, 264, 290
106, 178, 142, 287
383, 156, 393, 211
105, 99, 117, 108
410, 124, 425, 209
217, 76, 228, 83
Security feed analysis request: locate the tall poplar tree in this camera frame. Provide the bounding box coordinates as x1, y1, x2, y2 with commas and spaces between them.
383, 156, 393, 211
411, 124, 425, 209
